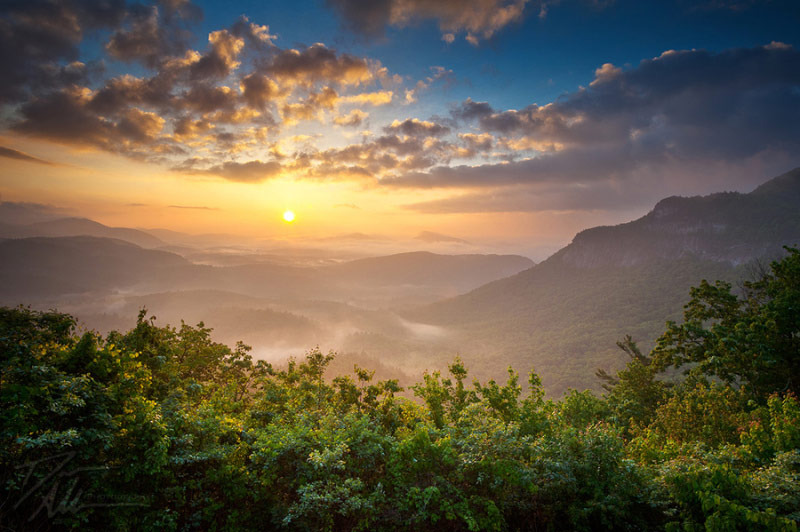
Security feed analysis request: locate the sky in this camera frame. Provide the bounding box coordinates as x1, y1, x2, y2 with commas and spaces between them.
1, 0, 799, 259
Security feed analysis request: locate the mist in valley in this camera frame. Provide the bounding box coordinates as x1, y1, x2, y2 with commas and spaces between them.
0, 202, 536, 388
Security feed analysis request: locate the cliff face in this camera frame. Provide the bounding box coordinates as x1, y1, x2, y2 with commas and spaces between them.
405, 168, 800, 394
556, 168, 800, 268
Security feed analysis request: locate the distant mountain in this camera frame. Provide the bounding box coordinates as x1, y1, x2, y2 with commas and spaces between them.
0, 216, 166, 248
327, 251, 533, 291
416, 231, 470, 245
141, 228, 260, 249
559, 170, 800, 268
406, 168, 800, 395
25, 217, 166, 248
0, 201, 71, 225
0, 236, 535, 307
0, 236, 193, 299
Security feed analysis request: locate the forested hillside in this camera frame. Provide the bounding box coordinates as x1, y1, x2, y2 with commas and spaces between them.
408, 168, 800, 394
2, 249, 799, 531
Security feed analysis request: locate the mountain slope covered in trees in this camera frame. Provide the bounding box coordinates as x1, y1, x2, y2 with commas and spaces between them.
407, 168, 800, 394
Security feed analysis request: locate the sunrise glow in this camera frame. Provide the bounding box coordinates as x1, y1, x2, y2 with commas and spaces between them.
1, 3, 799, 528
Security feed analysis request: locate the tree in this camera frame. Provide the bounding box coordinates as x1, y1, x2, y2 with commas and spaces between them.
598, 335, 669, 436
651, 248, 800, 401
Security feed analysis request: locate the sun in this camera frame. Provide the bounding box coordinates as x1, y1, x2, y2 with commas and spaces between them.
282, 210, 295, 223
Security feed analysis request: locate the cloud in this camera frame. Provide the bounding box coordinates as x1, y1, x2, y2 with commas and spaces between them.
326, 0, 530, 43
404, 66, 454, 103
367, 44, 800, 212
168, 204, 221, 210
455, 46, 800, 157
334, 109, 368, 127
284, 130, 469, 182
181, 84, 238, 114
384, 118, 450, 137
12, 86, 179, 158
240, 73, 280, 109
190, 29, 245, 80
0, 0, 128, 103
6, 1, 795, 207
589, 62, 621, 86
2, 6, 399, 176
105, 3, 194, 67
458, 132, 494, 153
281, 87, 339, 124
117, 108, 165, 142
405, 181, 654, 213
14, 87, 117, 148
0, 146, 57, 166
177, 159, 284, 183
392, 44, 800, 193
338, 90, 394, 106
263, 43, 376, 87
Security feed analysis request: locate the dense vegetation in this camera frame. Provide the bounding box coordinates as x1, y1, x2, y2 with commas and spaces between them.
2, 250, 799, 531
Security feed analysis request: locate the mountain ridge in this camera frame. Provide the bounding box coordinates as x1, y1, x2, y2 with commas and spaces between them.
404, 168, 800, 394
0, 216, 166, 249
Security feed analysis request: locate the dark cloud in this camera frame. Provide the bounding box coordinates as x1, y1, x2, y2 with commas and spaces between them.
105, 4, 193, 67
264, 43, 374, 87
229, 15, 276, 52
0, 0, 126, 103
379, 146, 626, 188
326, 0, 530, 43
116, 107, 165, 142
0, 1, 202, 104
190, 29, 244, 80
0, 146, 56, 166
453, 46, 800, 158
325, 0, 392, 38
383, 118, 450, 137
12, 87, 176, 158
393, 44, 800, 193
14, 88, 116, 147
181, 84, 238, 114
240, 73, 280, 109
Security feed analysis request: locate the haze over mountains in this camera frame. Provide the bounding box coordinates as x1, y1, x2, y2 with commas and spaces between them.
407, 168, 800, 393
1, 168, 799, 394
0, 212, 533, 380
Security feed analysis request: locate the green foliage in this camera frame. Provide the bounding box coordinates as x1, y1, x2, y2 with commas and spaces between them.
2, 249, 800, 530
599, 335, 669, 437
652, 247, 800, 401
